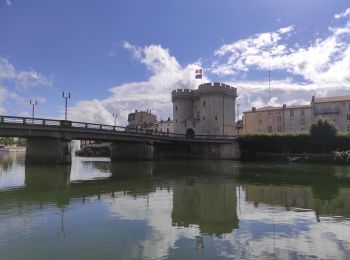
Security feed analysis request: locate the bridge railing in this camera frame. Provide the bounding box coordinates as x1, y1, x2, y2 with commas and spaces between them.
0, 115, 237, 140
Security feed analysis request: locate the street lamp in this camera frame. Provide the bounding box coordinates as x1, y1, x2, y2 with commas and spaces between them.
29, 99, 38, 121
62, 91, 70, 120
112, 113, 118, 126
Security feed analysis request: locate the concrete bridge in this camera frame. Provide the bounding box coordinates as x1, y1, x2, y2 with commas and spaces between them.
0, 115, 240, 164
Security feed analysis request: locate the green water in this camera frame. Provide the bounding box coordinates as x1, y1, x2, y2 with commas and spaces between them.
1, 150, 350, 259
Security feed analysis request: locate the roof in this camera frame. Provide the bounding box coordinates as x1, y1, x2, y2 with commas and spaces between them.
244, 104, 311, 113
314, 95, 350, 103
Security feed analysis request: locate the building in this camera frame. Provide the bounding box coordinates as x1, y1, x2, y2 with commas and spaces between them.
243, 104, 312, 134
127, 109, 157, 129
151, 118, 173, 134
172, 82, 237, 137
312, 95, 350, 132
242, 95, 350, 134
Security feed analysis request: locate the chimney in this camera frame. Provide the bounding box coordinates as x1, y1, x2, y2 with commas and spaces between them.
283, 104, 286, 109
168, 117, 170, 121
150, 110, 152, 114
252, 107, 256, 112
311, 96, 315, 103
135, 109, 138, 113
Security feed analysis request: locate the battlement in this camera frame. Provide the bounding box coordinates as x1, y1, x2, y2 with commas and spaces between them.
171, 89, 196, 101
198, 82, 237, 97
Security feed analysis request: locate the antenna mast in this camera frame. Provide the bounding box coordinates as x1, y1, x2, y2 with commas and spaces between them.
268, 57, 271, 100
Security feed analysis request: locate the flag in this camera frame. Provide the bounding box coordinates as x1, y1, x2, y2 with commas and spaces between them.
195, 69, 202, 79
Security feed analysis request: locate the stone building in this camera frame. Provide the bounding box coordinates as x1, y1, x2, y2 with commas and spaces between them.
242, 95, 350, 134
127, 109, 157, 129
172, 82, 237, 137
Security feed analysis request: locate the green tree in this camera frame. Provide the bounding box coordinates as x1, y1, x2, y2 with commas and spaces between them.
309, 119, 337, 153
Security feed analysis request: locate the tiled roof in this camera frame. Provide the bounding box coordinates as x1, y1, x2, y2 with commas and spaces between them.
314, 95, 350, 103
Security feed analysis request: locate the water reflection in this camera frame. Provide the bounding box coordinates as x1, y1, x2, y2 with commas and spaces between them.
1, 152, 350, 259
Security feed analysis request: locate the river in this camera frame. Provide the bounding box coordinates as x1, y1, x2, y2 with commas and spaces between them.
1, 150, 350, 259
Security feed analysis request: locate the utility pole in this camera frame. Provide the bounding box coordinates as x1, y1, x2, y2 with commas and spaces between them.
29, 99, 38, 122
112, 113, 118, 126
62, 92, 70, 120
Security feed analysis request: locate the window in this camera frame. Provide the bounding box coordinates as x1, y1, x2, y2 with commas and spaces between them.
301, 118, 305, 125
167, 128, 169, 134
175, 119, 177, 123
277, 125, 282, 132
347, 113, 350, 120
290, 110, 294, 117
301, 109, 305, 117
347, 125, 350, 132
203, 101, 206, 107
258, 114, 262, 124
215, 116, 218, 120
175, 106, 178, 111
203, 116, 205, 120
268, 126, 272, 133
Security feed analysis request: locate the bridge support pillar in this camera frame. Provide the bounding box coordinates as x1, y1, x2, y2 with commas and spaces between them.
26, 137, 71, 164
111, 142, 154, 160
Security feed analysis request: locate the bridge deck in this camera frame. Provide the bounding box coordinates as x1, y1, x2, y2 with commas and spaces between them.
0, 115, 237, 144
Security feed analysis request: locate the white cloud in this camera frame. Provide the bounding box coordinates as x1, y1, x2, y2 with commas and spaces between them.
5, 0, 11, 6
68, 43, 203, 125
334, 8, 350, 19
0, 57, 53, 89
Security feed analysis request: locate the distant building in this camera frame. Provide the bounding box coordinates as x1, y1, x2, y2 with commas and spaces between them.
243, 104, 312, 134
127, 109, 157, 129
172, 82, 237, 137
312, 95, 350, 132
242, 95, 350, 134
151, 118, 173, 134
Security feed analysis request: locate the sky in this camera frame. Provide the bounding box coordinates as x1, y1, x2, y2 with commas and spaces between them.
0, 0, 350, 125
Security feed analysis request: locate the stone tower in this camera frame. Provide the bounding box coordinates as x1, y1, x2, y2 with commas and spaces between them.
172, 82, 237, 136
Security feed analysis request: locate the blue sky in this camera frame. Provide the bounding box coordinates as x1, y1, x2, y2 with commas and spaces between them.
0, 0, 350, 124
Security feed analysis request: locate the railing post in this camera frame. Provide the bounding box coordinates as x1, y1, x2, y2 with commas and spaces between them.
42, 119, 46, 125
100, 125, 102, 130
85, 123, 88, 128
23, 118, 26, 124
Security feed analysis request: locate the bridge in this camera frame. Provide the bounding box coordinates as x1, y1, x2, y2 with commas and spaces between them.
0, 115, 240, 164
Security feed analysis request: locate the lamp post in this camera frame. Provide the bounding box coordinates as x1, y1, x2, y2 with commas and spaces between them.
62, 92, 70, 120
112, 113, 117, 126
29, 99, 38, 122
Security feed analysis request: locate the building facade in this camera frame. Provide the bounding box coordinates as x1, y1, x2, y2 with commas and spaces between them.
312, 96, 350, 132
127, 110, 157, 129
242, 95, 350, 134
151, 118, 174, 134
172, 82, 237, 136
243, 105, 312, 134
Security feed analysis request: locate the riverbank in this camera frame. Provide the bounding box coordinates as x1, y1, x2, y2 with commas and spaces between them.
240, 152, 350, 164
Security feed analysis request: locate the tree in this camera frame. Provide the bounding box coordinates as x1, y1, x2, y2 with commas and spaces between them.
309, 119, 337, 153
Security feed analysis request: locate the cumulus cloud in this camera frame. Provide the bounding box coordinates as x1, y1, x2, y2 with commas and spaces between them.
211, 16, 350, 87
68, 43, 203, 125
0, 57, 53, 89
0, 57, 52, 115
